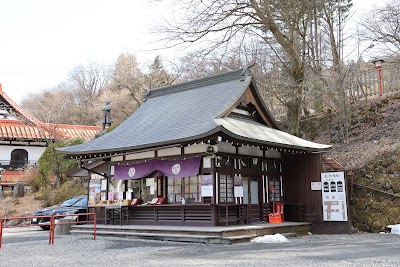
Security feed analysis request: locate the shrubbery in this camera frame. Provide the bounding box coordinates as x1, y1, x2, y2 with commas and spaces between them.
35, 179, 87, 207
27, 138, 88, 207
26, 169, 46, 192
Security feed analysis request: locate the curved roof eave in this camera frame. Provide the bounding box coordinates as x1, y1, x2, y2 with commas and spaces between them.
219, 127, 330, 153
57, 126, 225, 157
214, 117, 331, 152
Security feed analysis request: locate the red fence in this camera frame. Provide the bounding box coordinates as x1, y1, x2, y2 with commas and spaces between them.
0, 213, 96, 249
0, 170, 27, 184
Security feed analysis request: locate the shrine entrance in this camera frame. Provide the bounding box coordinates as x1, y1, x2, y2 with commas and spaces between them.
243, 176, 263, 223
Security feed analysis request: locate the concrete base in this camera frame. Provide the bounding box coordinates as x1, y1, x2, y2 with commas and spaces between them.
55, 219, 76, 235
71, 222, 311, 244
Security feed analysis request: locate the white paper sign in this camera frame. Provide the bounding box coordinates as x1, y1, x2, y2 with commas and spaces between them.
101, 179, 107, 190
203, 157, 212, 168
146, 178, 154, 186
110, 166, 115, 175
91, 173, 102, 180
311, 182, 322, 191
234, 186, 244, 197
201, 185, 213, 197
321, 172, 348, 222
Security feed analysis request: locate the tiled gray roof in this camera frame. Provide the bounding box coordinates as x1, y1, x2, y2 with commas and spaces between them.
59, 69, 250, 155
59, 68, 331, 156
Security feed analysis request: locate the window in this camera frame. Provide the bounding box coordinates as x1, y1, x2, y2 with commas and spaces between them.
60, 196, 86, 207
10, 149, 28, 168
167, 176, 201, 203
268, 176, 283, 202
130, 178, 154, 203
219, 174, 234, 203
167, 178, 182, 203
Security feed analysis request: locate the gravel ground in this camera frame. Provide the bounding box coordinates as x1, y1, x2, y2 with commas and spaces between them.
1, 230, 400, 267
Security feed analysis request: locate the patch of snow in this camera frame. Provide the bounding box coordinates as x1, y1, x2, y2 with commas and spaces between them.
251, 233, 289, 243
387, 224, 400, 234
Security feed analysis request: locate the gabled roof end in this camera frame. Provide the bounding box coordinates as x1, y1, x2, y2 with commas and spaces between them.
240, 62, 256, 81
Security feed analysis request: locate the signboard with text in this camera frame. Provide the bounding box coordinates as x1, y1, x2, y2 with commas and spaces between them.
201, 175, 213, 197
321, 172, 348, 222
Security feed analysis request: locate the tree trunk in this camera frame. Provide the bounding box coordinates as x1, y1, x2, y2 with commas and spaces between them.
286, 98, 302, 136
56, 175, 61, 189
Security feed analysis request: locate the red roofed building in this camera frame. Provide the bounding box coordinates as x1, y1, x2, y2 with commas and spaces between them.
0, 83, 100, 187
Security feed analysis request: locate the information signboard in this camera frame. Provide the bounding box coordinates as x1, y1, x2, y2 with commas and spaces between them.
321, 172, 348, 222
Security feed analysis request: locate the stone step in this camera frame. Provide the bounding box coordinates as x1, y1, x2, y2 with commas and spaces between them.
220, 234, 258, 244
73, 223, 310, 237
70, 229, 254, 244
73, 226, 222, 237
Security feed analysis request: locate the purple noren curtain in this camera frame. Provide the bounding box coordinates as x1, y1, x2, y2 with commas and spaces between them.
114, 157, 202, 180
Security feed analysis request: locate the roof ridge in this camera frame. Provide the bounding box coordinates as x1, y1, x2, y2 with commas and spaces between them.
54, 123, 101, 129
0, 119, 24, 123
147, 68, 246, 99
0, 84, 42, 126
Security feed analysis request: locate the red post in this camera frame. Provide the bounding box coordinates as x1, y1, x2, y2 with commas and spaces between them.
48, 217, 52, 245
49, 216, 55, 245
0, 218, 3, 250
373, 59, 384, 97
378, 68, 383, 96
93, 213, 97, 240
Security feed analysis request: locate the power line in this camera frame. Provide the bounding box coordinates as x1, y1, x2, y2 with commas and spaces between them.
0, 66, 115, 77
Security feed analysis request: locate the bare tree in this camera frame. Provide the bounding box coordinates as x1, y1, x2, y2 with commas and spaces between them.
109, 53, 145, 107
67, 61, 111, 125
179, 47, 247, 80
359, 0, 400, 56
156, 0, 358, 137
156, 0, 322, 135
22, 85, 76, 125
68, 60, 111, 103
308, 0, 354, 141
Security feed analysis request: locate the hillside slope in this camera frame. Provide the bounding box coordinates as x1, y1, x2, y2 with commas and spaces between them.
313, 92, 400, 232
0, 193, 42, 219
325, 94, 400, 170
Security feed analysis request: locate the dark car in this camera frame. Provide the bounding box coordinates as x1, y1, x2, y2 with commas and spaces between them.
31, 195, 88, 230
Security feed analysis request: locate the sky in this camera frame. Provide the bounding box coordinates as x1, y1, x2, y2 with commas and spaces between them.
0, 0, 383, 104
0, 0, 172, 104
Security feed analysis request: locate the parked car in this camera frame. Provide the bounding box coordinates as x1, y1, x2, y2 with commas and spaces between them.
31, 195, 88, 230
